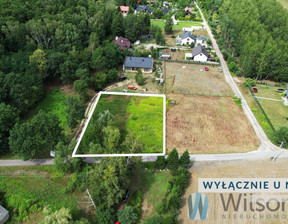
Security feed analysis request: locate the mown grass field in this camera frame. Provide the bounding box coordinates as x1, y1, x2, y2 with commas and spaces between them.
129, 168, 173, 222
151, 20, 202, 31
78, 94, 164, 154
0, 166, 85, 223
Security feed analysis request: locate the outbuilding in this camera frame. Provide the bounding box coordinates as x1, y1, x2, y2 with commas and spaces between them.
0, 206, 9, 224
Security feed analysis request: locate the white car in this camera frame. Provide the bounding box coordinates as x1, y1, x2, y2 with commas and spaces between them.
218, 67, 222, 72
50, 151, 55, 157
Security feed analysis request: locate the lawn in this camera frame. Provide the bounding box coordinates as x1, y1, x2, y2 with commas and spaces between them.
129, 168, 173, 222
0, 166, 85, 223
23, 88, 69, 132
166, 94, 260, 154
77, 94, 164, 154
151, 20, 202, 31
165, 62, 233, 96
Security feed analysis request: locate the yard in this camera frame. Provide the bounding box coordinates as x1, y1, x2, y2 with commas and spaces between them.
165, 62, 233, 96
238, 81, 288, 144
107, 71, 163, 94
151, 20, 202, 31
129, 168, 174, 223
178, 159, 288, 224
0, 166, 87, 223
77, 94, 164, 154
166, 94, 260, 154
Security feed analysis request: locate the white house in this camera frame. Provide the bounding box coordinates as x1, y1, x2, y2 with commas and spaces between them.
196, 36, 208, 48
192, 45, 208, 62
176, 31, 195, 45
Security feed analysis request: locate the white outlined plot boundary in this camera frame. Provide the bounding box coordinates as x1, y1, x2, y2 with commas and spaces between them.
72, 91, 166, 157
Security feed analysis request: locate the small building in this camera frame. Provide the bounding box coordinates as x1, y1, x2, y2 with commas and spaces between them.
163, 1, 172, 7
184, 7, 193, 15
160, 54, 171, 60
176, 31, 196, 45
196, 36, 208, 48
135, 5, 153, 15
116, 6, 129, 16
123, 57, 153, 73
192, 45, 208, 62
0, 206, 9, 224
141, 34, 154, 39
161, 8, 171, 14
112, 36, 130, 51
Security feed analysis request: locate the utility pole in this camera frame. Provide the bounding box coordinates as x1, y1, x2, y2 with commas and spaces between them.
86, 189, 97, 210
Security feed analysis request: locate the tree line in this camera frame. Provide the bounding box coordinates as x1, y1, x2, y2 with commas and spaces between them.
200, 0, 288, 81
0, 0, 153, 156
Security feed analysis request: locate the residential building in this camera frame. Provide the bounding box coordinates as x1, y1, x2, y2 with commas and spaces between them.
196, 36, 208, 48
112, 36, 130, 51
0, 206, 9, 224
135, 5, 153, 15
192, 45, 208, 62
176, 31, 196, 45
163, 1, 171, 7
116, 6, 129, 16
123, 57, 153, 73
184, 7, 193, 15
161, 8, 171, 14
141, 34, 154, 39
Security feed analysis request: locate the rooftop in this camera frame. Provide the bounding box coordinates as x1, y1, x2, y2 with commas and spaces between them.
181, 31, 195, 40
192, 45, 208, 57
112, 36, 130, 50
0, 205, 9, 222
124, 57, 153, 69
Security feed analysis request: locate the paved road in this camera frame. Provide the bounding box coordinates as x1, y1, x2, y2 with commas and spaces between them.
196, 3, 281, 153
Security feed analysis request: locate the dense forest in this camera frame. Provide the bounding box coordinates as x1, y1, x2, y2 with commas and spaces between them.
199, 0, 288, 81
0, 0, 153, 157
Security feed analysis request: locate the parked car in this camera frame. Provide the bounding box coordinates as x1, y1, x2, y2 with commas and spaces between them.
218, 67, 222, 72
122, 190, 130, 202
128, 85, 137, 90
276, 88, 285, 93
252, 87, 258, 93
50, 151, 55, 157
119, 76, 127, 81
171, 48, 176, 52
205, 66, 209, 71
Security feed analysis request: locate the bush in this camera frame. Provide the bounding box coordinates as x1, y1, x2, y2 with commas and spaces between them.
128, 191, 143, 221
156, 156, 166, 169
143, 215, 163, 224
243, 78, 256, 87
275, 127, 288, 147
136, 69, 144, 85
167, 148, 179, 169
221, 49, 229, 60
228, 61, 239, 73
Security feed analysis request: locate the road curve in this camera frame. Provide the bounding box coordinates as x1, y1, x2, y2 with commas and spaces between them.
195, 3, 281, 152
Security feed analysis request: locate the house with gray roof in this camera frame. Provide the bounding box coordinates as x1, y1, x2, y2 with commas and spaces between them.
196, 35, 208, 48
135, 5, 153, 15
0, 205, 9, 224
192, 45, 208, 62
123, 57, 153, 73
176, 31, 196, 45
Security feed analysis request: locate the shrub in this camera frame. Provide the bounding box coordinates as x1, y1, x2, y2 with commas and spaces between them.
167, 148, 179, 169
243, 78, 256, 87
228, 61, 239, 73
143, 215, 163, 224
221, 49, 229, 60
156, 156, 167, 169
275, 127, 288, 147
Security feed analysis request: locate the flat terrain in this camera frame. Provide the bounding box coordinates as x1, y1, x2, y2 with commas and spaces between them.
165, 62, 233, 96
129, 168, 173, 223
107, 72, 162, 94
0, 166, 86, 223
77, 94, 164, 154
179, 159, 288, 224
166, 94, 259, 154
151, 20, 202, 31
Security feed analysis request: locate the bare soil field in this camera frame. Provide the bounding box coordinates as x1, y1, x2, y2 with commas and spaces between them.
166, 94, 259, 154
179, 159, 288, 224
165, 62, 233, 96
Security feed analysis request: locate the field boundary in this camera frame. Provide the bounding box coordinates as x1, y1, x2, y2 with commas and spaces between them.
72, 92, 166, 157
158, 59, 220, 66
248, 85, 275, 131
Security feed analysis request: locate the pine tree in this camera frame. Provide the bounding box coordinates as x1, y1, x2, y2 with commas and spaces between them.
179, 150, 190, 168
111, 11, 124, 37
136, 69, 144, 85
156, 156, 166, 169
164, 17, 173, 34
167, 148, 179, 169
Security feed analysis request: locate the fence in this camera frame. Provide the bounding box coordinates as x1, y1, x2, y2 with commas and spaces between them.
158, 58, 220, 66
247, 85, 275, 131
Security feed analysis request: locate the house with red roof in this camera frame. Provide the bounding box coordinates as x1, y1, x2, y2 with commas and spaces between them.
116, 6, 129, 16
112, 36, 131, 51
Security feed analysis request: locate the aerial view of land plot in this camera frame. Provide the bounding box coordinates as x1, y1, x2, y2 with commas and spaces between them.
151, 20, 202, 31
178, 159, 288, 224
165, 62, 233, 96
166, 94, 259, 154
76, 94, 164, 155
